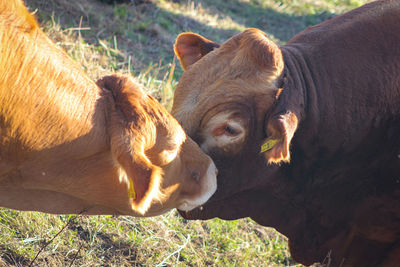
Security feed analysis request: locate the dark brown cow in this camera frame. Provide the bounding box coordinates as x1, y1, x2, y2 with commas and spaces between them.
172, 0, 400, 266
0, 0, 217, 217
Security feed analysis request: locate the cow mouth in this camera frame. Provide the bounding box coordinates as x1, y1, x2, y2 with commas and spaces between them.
178, 202, 211, 220
177, 191, 249, 220
177, 185, 232, 219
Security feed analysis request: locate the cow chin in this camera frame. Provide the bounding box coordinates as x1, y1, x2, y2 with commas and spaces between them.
178, 200, 238, 220
178, 190, 255, 221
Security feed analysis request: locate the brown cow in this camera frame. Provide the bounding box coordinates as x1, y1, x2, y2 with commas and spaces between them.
172, 0, 400, 266
0, 0, 217, 217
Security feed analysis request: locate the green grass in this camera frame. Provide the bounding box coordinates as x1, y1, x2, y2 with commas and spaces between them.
0, 209, 292, 266
1, 0, 370, 266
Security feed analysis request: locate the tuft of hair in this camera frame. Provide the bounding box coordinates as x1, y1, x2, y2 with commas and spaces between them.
1, 0, 38, 33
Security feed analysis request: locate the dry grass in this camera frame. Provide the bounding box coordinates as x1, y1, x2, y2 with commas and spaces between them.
0, 209, 293, 266
1, 0, 370, 266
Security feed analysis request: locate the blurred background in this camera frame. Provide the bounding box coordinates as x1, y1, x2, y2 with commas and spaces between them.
0, 0, 369, 266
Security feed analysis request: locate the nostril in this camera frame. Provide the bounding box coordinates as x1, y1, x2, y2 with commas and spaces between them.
191, 171, 200, 182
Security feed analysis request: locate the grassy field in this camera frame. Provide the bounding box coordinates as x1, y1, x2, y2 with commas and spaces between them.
1, 0, 369, 266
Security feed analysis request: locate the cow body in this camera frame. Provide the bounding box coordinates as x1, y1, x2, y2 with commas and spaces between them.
0, 0, 217, 217
172, 0, 400, 266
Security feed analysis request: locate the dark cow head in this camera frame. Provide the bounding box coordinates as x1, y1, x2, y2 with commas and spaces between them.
172, 29, 299, 221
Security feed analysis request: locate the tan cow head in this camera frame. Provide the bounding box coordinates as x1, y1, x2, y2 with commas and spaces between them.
97, 74, 217, 216
173, 28, 298, 165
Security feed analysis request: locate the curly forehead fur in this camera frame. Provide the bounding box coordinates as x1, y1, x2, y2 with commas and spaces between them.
172, 29, 284, 135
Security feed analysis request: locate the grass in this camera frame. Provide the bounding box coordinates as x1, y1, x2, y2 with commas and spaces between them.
0, 210, 292, 266
1, 0, 370, 266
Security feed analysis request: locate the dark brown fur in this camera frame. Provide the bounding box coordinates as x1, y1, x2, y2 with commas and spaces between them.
172, 0, 400, 265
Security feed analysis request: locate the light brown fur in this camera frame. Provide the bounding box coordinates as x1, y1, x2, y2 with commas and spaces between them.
0, 0, 216, 217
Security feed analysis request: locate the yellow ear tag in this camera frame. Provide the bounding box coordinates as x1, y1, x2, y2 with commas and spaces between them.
128, 178, 136, 200
260, 139, 279, 153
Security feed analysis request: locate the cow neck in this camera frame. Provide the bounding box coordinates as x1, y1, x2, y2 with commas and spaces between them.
273, 45, 317, 125
259, 46, 319, 242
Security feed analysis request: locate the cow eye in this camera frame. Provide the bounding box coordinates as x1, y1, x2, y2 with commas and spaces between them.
224, 125, 237, 136
212, 123, 241, 137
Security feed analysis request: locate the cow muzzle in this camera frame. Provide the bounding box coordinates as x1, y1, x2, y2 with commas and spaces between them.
178, 160, 217, 211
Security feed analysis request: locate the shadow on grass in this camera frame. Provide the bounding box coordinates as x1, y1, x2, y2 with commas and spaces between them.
194, 0, 337, 42
68, 220, 138, 265
0, 245, 30, 266
23, 0, 337, 74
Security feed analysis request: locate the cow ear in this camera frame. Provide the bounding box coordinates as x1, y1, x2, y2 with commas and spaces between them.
97, 74, 163, 215
115, 149, 162, 215
262, 112, 298, 164
174, 32, 220, 70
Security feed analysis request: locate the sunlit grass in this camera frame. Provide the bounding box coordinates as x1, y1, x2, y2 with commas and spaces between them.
0, 209, 294, 266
